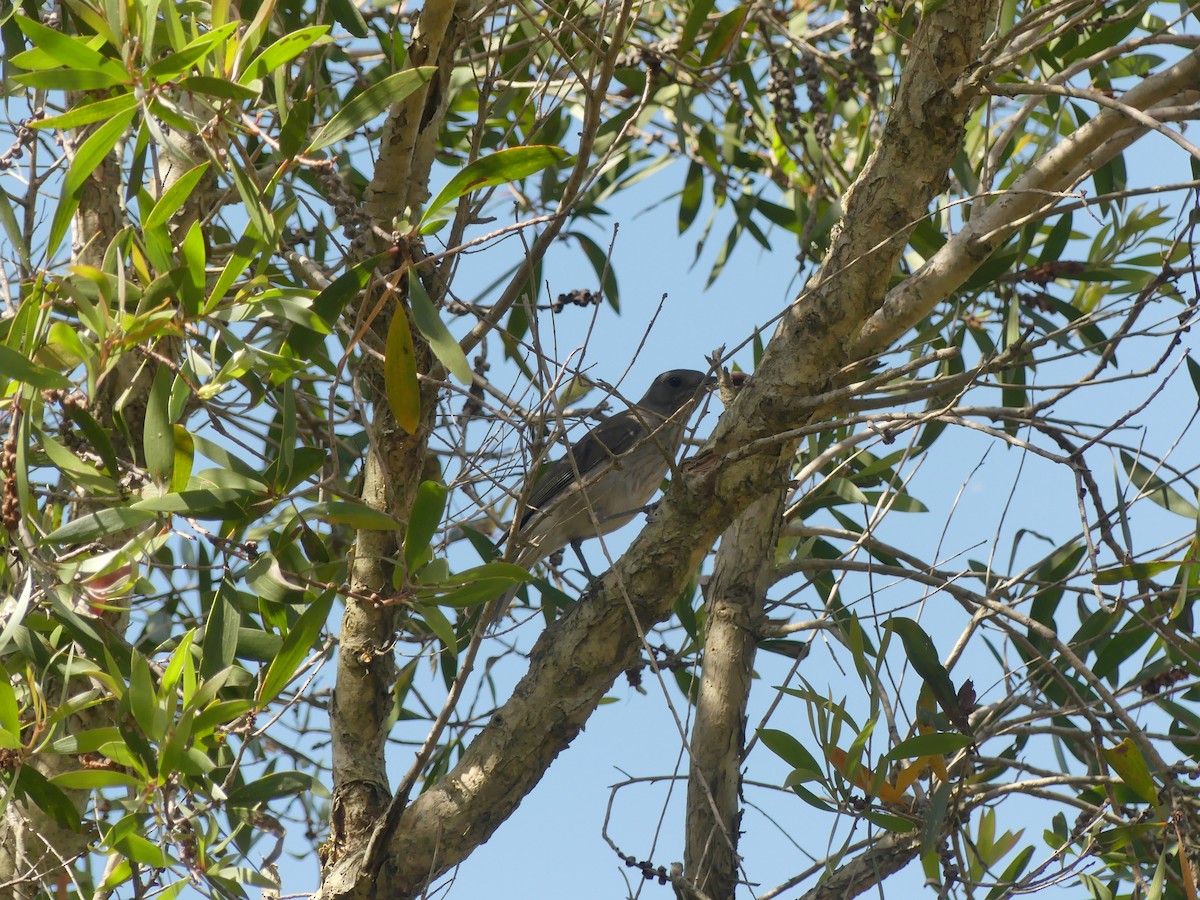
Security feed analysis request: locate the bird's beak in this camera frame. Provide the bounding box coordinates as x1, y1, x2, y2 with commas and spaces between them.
714, 369, 749, 405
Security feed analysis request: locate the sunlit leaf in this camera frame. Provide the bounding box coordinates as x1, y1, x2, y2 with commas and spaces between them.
258, 591, 335, 706
421, 145, 571, 226
307, 67, 436, 151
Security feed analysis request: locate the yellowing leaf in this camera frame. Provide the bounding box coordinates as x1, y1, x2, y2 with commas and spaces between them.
385, 306, 420, 433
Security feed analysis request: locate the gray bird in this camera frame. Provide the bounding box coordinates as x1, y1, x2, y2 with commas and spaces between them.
490, 369, 714, 629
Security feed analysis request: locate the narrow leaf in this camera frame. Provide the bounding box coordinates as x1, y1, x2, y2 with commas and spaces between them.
144, 365, 173, 485
407, 270, 471, 384
143, 162, 210, 231
889, 617, 966, 733
405, 480, 448, 572
43, 507, 157, 544
258, 591, 335, 705
422, 145, 571, 226
307, 68, 435, 151
886, 732, 972, 762
384, 304, 421, 433
34, 92, 139, 131
47, 107, 137, 260
1104, 738, 1160, 810
0, 344, 70, 389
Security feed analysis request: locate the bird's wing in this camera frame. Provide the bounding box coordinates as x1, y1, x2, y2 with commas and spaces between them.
521, 410, 652, 524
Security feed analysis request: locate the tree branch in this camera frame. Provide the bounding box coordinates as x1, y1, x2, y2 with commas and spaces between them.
853, 48, 1200, 357
684, 481, 788, 897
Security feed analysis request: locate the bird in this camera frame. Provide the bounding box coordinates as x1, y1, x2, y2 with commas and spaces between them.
489, 369, 715, 629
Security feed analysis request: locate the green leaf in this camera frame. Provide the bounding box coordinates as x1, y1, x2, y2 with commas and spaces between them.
421, 145, 571, 226
700, 4, 748, 67
571, 232, 620, 310
258, 591, 335, 705
0, 344, 70, 390
284, 251, 387, 356
114, 833, 167, 867
192, 699, 255, 736
11, 68, 125, 90
13, 14, 126, 79
49, 769, 142, 790
405, 480, 448, 572
158, 707, 196, 778
1093, 560, 1180, 584
416, 561, 531, 589
242, 26, 330, 83
228, 160, 272, 241
38, 433, 116, 492
679, 0, 717, 54
1103, 738, 1160, 810
679, 159, 704, 233
759, 728, 824, 779
0, 190, 27, 270
201, 582, 240, 680
411, 602, 457, 648
34, 92, 139, 131
987, 846, 1035, 900
143, 22, 237, 79
144, 365, 174, 485
11, 766, 81, 830
385, 303, 421, 434
1121, 451, 1199, 519
305, 500, 399, 530
47, 107, 138, 260
128, 651, 164, 742
325, 0, 369, 37
176, 75, 258, 103
143, 162, 210, 231
885, 732, 973, 762
407, 269, 471, 384
1037, 212, 1073, 264
43, 507, 158, 545
226, 770, 326, 806
425, 579, 514, 609
160, 629, 196, 704
0, 663, 20, 749
307, 67, 436, 151
864, 810, 918, 833
170, 426, 194, 495
888, 618, 962, 729
131, 489, 259, 518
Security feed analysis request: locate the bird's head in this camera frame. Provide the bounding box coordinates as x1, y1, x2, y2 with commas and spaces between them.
638, 369, 715, 416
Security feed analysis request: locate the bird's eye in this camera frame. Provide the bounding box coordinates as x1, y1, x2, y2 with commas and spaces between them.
669, 376, 682, 387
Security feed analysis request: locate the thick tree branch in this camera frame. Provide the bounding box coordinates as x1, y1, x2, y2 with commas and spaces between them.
684, 482, 788, 899
362, 0, 479, 225
853, 48, 1200, 357
327, 0, 478, 878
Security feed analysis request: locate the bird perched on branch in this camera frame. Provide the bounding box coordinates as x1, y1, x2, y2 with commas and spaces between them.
489, 369, 716, 630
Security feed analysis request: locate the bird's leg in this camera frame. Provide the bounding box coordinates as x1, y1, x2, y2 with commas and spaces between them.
569, 538, 597, 582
